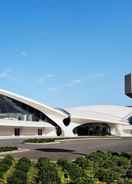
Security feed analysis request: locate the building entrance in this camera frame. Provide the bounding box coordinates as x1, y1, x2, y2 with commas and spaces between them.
14, 128, 20, 136
73, 123, 111, 136
38, 128, 43, 136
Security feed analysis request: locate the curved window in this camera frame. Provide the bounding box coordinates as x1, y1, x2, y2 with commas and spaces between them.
128, 117, 132, 125
0, 95, 49, 122
73, 123, 111, 136
0, 95, 62, 136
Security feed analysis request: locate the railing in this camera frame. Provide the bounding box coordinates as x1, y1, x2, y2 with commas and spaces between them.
0, 113, 32, 121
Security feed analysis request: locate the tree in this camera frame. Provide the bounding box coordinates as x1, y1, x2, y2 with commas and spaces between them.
37, 158, 61, 184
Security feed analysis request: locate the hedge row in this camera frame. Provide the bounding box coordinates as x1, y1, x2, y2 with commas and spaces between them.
0, 146, 17, 152
8, 157, 31, 184
24, 138, 55, 143
0, 151, 132, 183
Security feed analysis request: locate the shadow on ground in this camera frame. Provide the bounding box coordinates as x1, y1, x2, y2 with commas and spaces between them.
36, 148, 75, 153
36, 148, 87, 157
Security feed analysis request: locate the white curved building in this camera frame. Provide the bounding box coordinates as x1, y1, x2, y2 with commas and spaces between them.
0, 89, 132, 138
66, 105, 132, 137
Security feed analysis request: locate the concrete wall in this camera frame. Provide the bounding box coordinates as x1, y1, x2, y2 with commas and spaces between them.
0, 126, 57, 137
0, 127, 14, 136
21, 127, 57, 137
21, 128, 37, 136
0, 124, 132, 138
43, 127, 57, 136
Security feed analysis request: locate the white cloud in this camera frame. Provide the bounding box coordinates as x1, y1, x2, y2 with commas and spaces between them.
48, 87, 57, 91
46, 74, 55, 79
37, 74, 55, 85
63, 73, 104, 88
0, 69, 14, 80
73, 79, 81, 84
20, 51, 27, 57
37, 77, 45, 84
0, 72, 8, 79
65, 79, 81, 87
87, 73, 105, 79
16, 49, 28, 57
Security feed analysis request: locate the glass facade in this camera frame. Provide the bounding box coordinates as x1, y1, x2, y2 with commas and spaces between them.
128, 117, 132, 125
0, 95, 49, 121
0, 95, 62, 136
73, 123, 111, 136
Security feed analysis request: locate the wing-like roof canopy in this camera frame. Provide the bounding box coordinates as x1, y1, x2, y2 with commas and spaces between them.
66, 105, 132, 124
0, 89, 68, 119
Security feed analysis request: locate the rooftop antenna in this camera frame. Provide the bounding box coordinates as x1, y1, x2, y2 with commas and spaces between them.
125, 73, 132, 98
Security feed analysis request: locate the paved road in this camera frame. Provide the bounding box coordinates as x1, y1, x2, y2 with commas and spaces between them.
0, 138, 132, 160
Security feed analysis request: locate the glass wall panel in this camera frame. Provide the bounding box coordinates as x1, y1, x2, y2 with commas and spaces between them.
128, 117, 132, 125
73, 123, 111, 136
0, 95, 48, 122
0, 95, 62, 136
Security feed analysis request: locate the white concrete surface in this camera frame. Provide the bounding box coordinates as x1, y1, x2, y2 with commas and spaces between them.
0, 90, 132, 137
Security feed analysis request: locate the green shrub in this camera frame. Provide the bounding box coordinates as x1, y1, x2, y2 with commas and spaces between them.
0, 155, 14, 179
0, 147, 17, 152
24, 138, 55, 143
1, 151, 132, 183
8, 157, 31, 184
37, 157, 61, 184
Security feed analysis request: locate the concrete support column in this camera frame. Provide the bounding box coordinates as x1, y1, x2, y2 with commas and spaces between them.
62, 123, 78, 137
111, 124, 124, 136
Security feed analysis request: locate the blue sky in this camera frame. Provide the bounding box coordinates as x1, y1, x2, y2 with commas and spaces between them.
0, 0, 131, 107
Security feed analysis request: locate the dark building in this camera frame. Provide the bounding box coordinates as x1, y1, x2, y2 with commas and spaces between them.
125, 73, 132, 98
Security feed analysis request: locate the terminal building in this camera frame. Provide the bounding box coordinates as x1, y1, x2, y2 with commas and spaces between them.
0, 74, 132, 137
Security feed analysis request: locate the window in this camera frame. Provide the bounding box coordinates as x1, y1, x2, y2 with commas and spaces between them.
128, 117, 132, 125
73, 123, 111, 136
38, 128, 43, 136
14, 128, 20, 136
0, 94, 62, 136
0, 95, 49, 122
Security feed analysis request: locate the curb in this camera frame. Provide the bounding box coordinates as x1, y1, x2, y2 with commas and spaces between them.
24, 141, 61, 145
0, 148, 30, 155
